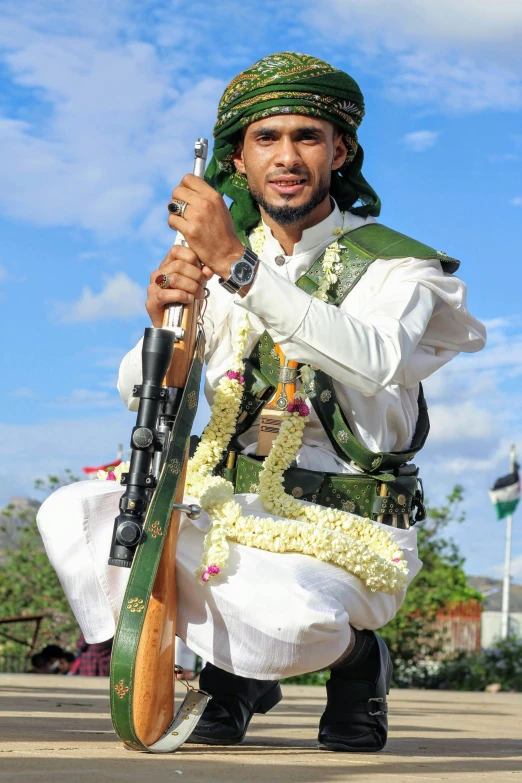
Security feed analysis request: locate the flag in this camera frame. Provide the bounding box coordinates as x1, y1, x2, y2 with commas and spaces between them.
488, 463, 520, 520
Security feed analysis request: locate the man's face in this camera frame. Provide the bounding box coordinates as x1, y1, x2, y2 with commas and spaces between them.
233, 115, 347, 225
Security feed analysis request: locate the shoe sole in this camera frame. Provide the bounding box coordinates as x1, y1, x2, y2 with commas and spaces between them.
186, 682, 283, 746
319, 740, 386, 753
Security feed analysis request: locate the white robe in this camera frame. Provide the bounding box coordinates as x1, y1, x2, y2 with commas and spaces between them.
37, 205, 486, 679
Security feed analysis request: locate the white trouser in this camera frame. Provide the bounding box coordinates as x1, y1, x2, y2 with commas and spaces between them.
37, 479, 421, 679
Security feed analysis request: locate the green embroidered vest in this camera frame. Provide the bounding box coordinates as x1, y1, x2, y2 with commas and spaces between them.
229, 223, 458, 475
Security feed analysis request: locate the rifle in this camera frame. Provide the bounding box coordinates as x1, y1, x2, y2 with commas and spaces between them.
108, 139, 211, 752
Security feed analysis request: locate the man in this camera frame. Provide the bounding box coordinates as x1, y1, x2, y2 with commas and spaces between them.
38, 52, 485, 751
58, 652, 76, 675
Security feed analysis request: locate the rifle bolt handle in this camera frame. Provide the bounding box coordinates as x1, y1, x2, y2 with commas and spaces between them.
172, 502, 201, 520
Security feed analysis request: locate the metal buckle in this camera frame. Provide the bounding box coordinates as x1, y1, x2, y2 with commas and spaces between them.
368, 696, 386, 716
174, 665, 211, 701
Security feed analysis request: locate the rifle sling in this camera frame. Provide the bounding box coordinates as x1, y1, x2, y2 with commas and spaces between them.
110, 331, 210, 752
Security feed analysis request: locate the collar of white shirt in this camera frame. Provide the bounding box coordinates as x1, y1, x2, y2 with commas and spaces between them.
259, 199, 371, 258
255, 199, 373, 283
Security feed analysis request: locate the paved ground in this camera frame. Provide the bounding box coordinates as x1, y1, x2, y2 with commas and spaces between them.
0, 674, 521, 782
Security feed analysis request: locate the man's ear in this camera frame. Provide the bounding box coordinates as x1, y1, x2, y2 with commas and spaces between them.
232, 140, 247, 175
332, 133, 348, 172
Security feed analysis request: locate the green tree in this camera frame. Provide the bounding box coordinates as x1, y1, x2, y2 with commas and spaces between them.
0, 472, 80, 658
379, 485, 482, 686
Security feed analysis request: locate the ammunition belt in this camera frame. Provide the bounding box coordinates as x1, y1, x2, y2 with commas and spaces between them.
226, 453, 426, 530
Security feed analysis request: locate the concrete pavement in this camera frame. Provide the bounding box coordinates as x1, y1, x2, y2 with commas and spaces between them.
0, 674, 521, 782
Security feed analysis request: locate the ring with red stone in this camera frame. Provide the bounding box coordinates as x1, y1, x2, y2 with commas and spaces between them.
155, 273, 170, 289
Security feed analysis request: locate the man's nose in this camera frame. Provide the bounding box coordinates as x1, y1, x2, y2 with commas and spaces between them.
274, 137, 302, 170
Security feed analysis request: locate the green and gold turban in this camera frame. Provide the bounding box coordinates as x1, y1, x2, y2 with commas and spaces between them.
205, 51, 381, 234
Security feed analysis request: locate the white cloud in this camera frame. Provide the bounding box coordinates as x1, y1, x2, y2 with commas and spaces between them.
0, 388, 210, 508
54, 272, 145, 322
417, 315, 522, 493
489, 552, 522, 580
319, 0, 522, 48
388, 53, 522, 112
0, 4, 224, 236
402, 130, 438, 152
510, 553, 522, 579
0, 411, 134, 507
511, 197, 522, 206
301, 0, 522, 112
428, 402, 497, 445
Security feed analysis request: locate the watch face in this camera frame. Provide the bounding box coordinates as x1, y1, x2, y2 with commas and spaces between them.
232, 260, 254, 284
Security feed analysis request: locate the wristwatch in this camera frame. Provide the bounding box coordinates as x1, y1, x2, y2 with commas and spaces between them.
219, 246, 259, 293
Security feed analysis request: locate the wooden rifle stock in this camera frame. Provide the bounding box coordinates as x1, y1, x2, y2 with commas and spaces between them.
132, 301, 200, 745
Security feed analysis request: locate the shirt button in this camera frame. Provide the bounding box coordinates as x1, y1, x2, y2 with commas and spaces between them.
275, 255, 286, 266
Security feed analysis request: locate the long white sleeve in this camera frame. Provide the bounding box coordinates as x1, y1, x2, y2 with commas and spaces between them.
237, 258, 437, 396
117, 338, 143, 411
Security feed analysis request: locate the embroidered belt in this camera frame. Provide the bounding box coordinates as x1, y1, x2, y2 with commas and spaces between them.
229, 454, 425, 530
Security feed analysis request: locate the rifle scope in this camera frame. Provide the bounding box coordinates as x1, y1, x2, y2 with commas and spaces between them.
108, 327, 179, 567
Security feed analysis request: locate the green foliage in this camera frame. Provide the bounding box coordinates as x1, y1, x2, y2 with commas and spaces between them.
378, 485, 483, 687
0, 472, 80, 656
282, 670, 330, 686
426, 636, 522, 691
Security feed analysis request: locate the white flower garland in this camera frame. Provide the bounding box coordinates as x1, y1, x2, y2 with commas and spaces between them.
182, 220, 409, 593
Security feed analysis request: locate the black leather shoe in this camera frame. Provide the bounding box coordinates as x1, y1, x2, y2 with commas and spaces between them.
187, 663, 283, 745
318, 633, 392, 752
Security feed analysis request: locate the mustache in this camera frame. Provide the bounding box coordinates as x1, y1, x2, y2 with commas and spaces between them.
266, 168, 309, 180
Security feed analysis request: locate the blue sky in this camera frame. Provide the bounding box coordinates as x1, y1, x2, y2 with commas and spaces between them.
1, 0, 521, 581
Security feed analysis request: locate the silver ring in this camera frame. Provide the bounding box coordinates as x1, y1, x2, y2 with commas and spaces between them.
168, 199, 188, 217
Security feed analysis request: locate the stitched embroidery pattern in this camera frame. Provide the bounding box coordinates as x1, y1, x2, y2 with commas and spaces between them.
114, 680, 130, 699
169, 458, 181, 475
126, 598, 145, 613
148, 521, 162, 538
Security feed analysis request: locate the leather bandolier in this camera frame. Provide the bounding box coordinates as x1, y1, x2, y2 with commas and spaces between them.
218, 223, 460, 529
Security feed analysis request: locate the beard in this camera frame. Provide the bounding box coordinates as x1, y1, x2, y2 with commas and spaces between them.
249, 172, 331, 226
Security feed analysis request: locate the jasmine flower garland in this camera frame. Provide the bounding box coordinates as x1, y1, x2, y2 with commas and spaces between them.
182, 221, 409, 594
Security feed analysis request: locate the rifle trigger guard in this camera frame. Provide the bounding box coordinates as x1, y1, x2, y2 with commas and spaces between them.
172, 502, 201, 520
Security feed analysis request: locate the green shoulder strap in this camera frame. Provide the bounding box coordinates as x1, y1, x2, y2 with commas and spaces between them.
298, 223, 438, 472
298, 222, 460, 303
345, 223, 460, 273
228, 221, 453, 471
307, 371, 429, 473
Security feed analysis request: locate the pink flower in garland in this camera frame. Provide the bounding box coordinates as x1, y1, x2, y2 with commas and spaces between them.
201, 565, 221, 583
225, 370, 245, 384
287, 398, 310, 417
392, 557, 401, 563
107, 470, 117, 481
